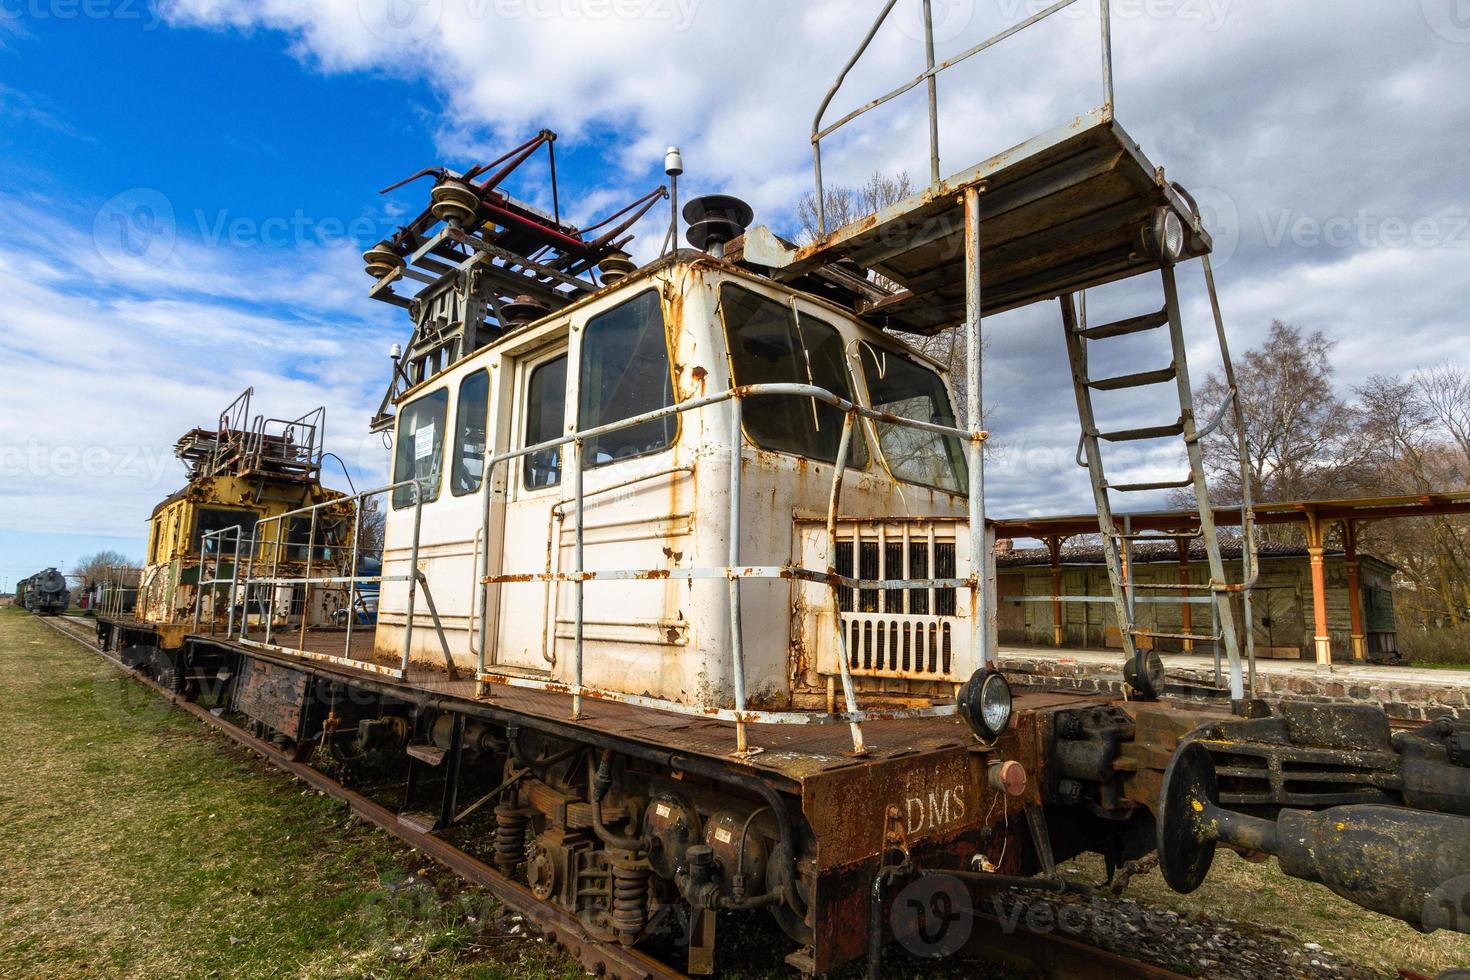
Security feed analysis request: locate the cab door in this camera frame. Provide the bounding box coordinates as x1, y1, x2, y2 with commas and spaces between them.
492, 344, 568, 673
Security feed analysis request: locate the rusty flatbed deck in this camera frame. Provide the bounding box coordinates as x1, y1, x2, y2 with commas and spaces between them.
192, 630, 1103, 788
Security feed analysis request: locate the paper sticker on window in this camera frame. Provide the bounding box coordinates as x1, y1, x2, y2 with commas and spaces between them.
414, 424, 436, 460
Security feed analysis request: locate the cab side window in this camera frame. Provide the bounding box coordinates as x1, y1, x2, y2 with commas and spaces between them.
577, 290, 675, 466
392, 388, 449, 509
524, 355, 567, 490
452, 369, 490, 496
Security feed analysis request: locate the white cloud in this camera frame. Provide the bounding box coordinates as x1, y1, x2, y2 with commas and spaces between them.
4, 0, 1464, 548
0, 192, 399, 542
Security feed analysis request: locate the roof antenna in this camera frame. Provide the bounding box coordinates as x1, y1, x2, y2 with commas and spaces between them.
662, 146, 684, 256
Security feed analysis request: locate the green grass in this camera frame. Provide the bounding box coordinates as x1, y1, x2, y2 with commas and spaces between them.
0, 607, 580, 980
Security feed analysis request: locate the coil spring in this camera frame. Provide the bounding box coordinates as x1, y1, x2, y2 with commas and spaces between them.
493, 804, 528, 877
610, 860, 649, 943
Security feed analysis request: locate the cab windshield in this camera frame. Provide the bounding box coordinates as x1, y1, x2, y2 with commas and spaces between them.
858, 342, 967, 493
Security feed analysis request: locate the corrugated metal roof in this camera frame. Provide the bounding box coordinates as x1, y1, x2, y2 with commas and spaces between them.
994, 538, 1389, 569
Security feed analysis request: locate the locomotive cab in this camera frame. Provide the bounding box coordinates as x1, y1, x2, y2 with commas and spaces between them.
372, 255, 993, 719
128, 389, 352, 633
97, 389, 353, 692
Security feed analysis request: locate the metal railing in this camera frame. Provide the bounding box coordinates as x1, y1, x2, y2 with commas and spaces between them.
811, 0, 1116, 236
247, 405, 325, 476
234, 482, 418, 679
98, 564, 142, 619
1005, 592, 1232, 689
475, 380, 990, 757
194, 525, 246, 635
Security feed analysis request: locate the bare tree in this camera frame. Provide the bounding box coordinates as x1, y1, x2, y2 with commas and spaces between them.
1416, 364, 1470, 480
357, 496, 387, 556
795, 171, 914, 245
1191, 321, 1371, 517
72, 550, 136, 588
1355, 368, 1470, 629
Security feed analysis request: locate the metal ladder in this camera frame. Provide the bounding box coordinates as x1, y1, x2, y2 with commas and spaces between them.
1059, 260, 1252, 700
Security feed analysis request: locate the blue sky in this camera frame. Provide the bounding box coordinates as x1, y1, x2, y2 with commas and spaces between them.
1, 0, 1468, 587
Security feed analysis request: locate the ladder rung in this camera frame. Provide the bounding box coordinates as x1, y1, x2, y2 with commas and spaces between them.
1097, 420, 1185, 443
398, 811, 437, 833
1087, 364, 1177, 391
1079, 308, 1169, 340
406, 744, 447, 766
1130, 628, 1222, 643
1106, 476, 1195, 492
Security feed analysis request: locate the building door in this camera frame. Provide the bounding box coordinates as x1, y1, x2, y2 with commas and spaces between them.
997, 572, 1026, 644
1252, 586, 1305, 658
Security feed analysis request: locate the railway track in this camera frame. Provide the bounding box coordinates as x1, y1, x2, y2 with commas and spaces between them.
39, 614, 1193, 980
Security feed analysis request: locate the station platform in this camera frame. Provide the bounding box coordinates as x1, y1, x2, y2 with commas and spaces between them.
997, 645, 1469, 722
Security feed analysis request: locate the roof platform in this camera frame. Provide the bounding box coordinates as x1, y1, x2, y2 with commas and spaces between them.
173, 388, 325, 484
733, 107, 1210, 335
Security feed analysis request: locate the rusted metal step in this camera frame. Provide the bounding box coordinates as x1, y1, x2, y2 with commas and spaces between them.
1087, 364, 1177, 391
1097, 419, 1185, 442
1105, 476, 1194, 492
1079, 307, 1169, 340
406, 743, 447, 766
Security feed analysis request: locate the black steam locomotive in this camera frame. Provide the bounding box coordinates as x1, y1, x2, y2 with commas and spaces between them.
17, 567, 70, 616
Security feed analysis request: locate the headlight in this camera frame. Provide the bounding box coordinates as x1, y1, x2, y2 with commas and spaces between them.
1142, 207, 1187, 264
958, 667, 1013, 743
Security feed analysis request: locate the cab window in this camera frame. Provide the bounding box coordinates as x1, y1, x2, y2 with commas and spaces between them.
524, 355, 567, 490
720, 284, 866, 466
392, 388, 449, 508
858, 342, 966, 493
194, 507, 257, 555
577, 290, 675, 466
452, 369, 490, 496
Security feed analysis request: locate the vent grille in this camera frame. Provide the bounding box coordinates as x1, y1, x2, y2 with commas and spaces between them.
836, 537, 955, 615
843, 616, 954, 677
832, 523, 961, 681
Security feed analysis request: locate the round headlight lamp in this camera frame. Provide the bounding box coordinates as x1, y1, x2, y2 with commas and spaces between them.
1142, 207, 1187, 264
958, 667, 1013, 743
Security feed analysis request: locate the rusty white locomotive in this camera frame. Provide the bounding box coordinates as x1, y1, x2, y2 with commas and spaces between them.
92, 3, 1470, 974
